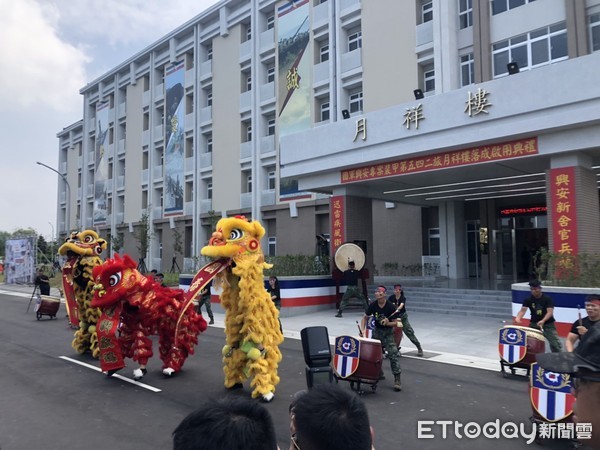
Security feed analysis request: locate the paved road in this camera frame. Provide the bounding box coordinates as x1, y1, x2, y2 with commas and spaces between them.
0, 289, 582, 450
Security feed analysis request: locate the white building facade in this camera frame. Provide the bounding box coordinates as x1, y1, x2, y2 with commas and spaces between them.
57, 0, 600, 283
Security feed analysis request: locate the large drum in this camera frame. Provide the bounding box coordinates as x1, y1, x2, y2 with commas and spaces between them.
333, 335, 383, 394
498, 325, 545, 376
393, 326, 403, 348
35, 295, 61, 320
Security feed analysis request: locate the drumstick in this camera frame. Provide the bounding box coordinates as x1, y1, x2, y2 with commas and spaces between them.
578, 305, 582, 327
356, 321, 363, 338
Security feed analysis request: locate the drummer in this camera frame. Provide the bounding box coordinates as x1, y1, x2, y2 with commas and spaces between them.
335, 260, 369, 318
360, 286, 402, 392
565, 294, 600, 352
514, 280, 563, 353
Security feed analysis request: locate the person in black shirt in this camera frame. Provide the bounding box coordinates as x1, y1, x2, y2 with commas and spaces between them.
388, 284, 423, 356
267, 276, 281, 310
335, 261, 368, 318
360, 285, 402, 391
34, 269, 50, 295
197, 280, 215, 325
565, 294, 600, 352
515, 279, 562, 352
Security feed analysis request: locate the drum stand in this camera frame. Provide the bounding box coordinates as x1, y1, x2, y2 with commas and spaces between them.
26, 285, 40, 313
499, 360, 531, 378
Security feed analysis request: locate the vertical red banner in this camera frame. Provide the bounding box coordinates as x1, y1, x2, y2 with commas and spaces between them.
550, 167, 578, 256
330, 196, 345, 256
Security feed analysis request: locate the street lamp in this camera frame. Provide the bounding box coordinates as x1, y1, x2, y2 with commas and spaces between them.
48, 221, 55, 264
36, 161, 71, 235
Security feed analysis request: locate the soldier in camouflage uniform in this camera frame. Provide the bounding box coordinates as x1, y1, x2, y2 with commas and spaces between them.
361, 286, 402, 391
388, 284, 423, 356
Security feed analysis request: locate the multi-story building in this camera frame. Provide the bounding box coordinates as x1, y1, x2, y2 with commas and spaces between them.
57, 0, 600, 284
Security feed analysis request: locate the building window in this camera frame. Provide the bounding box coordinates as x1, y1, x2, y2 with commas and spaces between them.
460, 53, 474, 87
267, 118, 276, 136
424, 65, 435, 93
246, 124, 252, 142
349, 90, 363, 113
267, 65, 275, 83
206, 45, 213, 61
422, 1, 433, 23
246, 75, 252, 91
348, 29, 362, 52
491, 0, 536, 16
206, 134, 213, 153
206, 90, 212, 107
247, 174, 253, 193
267, 170, 276, 190
320, 101, 330, 122
459, 0, 472, 29
591, 13, 600, 52
246, 23, 252, 41
319, 41, 329, 62
492, 22, 567, 77
268, 236, 276, 256
267, 15, 274, 30
207, 181, 213, 200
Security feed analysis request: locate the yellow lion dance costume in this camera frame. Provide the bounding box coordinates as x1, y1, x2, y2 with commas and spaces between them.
201, 216, 283, 402
58, 230, 107, 358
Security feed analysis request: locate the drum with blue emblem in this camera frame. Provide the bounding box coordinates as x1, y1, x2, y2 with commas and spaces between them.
498, 325, 545, 376
333, 335, 383, 394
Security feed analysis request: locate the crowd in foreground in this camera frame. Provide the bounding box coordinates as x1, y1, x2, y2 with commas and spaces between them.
172, 321, 600, 450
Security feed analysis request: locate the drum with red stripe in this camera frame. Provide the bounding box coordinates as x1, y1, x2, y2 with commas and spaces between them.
499, 325, 545, 377
529, 362, 575, 425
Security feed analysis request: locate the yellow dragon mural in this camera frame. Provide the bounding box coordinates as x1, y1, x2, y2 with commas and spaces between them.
58, 230, 107, 358
201, 216, 283, 402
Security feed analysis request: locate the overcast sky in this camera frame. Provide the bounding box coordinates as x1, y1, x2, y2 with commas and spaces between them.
0, 0, 220, 240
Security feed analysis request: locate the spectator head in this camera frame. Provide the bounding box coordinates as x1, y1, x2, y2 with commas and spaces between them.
290, 384, 372, 450
173, 395, 279, 450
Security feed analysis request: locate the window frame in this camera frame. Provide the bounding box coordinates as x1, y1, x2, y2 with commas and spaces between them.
422, 1, 433, 23
491, 22, 567, 77
348, 29, 362, 52
460, 53, 474, 87
320, 41, 330, 62
458, 0, 473, 29
349, 90, 363, 114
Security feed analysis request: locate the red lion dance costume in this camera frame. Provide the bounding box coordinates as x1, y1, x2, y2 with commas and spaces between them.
91, 254, 207, 379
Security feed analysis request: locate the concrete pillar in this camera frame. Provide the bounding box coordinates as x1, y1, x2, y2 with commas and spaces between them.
439, 201, 467, 279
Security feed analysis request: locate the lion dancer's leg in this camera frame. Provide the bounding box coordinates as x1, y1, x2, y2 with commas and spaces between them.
72, 288, 92, 354
159, 309, 205, 377
72, 286, 101, 358
131, 327, 153, 380
248, 346, 282, 402
222, 298, 246, 388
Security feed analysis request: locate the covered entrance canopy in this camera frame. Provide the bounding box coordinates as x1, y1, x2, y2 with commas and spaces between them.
280, 52, 600, 280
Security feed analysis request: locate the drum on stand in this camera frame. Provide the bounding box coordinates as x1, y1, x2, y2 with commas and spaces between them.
498, 324, 546, 377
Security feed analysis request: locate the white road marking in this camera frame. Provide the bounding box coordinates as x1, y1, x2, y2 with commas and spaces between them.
59, 356, 162, 392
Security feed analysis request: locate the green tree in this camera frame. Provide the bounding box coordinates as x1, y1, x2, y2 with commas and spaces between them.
0, 231, 10, 258
171, 226, 183, 273
134, 209, 152, 272
11, 228, 37, 237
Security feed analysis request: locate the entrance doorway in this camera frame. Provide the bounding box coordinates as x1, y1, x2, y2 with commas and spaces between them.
493, 229, 516, 280
493, 214, 548, 282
